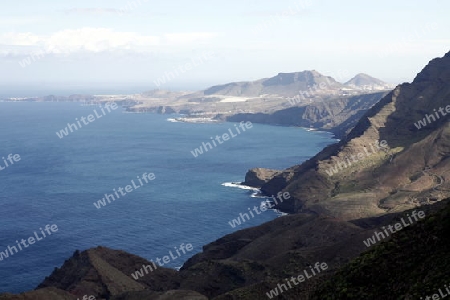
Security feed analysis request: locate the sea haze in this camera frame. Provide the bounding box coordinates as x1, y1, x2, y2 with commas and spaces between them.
0, 102, 336, 293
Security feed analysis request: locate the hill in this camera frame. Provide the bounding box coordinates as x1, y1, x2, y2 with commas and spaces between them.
345, 73, 392, 90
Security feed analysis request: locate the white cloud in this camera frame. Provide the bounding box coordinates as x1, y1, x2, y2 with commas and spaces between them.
0, 32, 42, 46
45, 28, 160, 53
0, 28, 217, 56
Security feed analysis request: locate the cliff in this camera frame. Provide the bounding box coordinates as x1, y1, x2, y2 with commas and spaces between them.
227, 92, 387, 139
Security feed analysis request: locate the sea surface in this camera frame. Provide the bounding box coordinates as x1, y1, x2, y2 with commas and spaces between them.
0, 102, 336, 293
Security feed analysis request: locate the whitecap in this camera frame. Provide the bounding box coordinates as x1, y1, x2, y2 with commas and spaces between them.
167, 118, 180, 123
222, 182, 289, 216
221, 182, 259, 191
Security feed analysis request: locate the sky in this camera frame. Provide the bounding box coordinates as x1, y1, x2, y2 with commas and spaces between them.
0, 0, 448, 95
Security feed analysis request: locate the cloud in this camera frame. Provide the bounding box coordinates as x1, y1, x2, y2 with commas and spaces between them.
0, 32, 42, 46
0, 28, 217, 56
45, 28, 160, 53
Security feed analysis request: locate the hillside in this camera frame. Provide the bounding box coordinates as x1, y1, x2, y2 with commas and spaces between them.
249, 51, 450, 220
1, 200, 448, 300
313, 200, 450, 299
226, 91, 387, 138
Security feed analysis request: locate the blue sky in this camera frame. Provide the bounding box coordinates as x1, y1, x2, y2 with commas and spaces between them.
0, 0, 448, 93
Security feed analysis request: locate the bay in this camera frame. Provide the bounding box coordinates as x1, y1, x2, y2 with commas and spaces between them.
0, 102, 335, 293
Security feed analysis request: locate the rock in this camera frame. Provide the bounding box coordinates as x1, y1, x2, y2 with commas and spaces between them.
157, 106, 176, 114
37, 246, 182, 299
243, 168, 281, 188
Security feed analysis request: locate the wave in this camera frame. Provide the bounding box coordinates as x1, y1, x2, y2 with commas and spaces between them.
221, 182, 258, 191
261, 199, 289, 216
221, 182, 263, 198
222, 182, 289, 216
167, 118, 180, 123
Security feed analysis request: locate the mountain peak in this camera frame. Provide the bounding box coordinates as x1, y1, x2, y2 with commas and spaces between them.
412, 51, 450, 84
202, 70, 343, 97
345, 73, 391, 90
275, 70, 323, 77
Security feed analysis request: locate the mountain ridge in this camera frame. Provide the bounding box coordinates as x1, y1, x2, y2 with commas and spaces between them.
252, 51, 450, 220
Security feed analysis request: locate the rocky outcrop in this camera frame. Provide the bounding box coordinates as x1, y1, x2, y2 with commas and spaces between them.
37, 247, 185, 299
243, 168, 281, 188
156, 106, 176, 114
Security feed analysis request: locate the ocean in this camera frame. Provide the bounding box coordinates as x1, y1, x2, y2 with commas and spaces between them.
0, 102, 336, 293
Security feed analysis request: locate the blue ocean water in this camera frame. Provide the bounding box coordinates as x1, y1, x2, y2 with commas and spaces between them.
0, 102, 336, 293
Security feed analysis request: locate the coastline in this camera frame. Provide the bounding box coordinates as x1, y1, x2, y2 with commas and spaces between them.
0, 99, 346, 139
1, 101, 326, 293
221, 182, 289, 217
